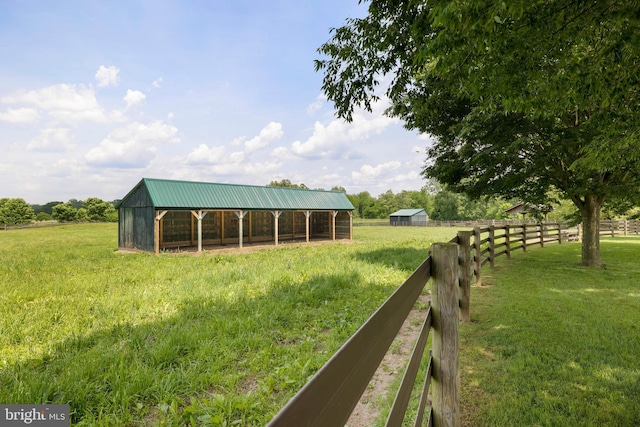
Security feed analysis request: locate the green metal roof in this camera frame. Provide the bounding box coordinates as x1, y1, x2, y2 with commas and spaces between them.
389, 209, 427, 217
123, 178, 354, 211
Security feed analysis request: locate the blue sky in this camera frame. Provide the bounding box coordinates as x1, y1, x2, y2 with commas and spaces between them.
0, 1, 430, 204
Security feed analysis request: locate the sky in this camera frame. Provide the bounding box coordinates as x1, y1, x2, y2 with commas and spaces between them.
0, 0, 431, 205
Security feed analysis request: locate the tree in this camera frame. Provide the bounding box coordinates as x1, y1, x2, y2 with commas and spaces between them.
348, 191, 376, 218
267, 179, 308, 189
52, 203, 78, 222
316, 1, 640, 267
331, 186, 347, 193
32, 201, 63, 216
0, 198, 35, 225
83, 197, 117, 222
431, 191, 461, 221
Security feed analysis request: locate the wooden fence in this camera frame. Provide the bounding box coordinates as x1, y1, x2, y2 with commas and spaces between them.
597, 219, 640, 237
267, 223, 571, 426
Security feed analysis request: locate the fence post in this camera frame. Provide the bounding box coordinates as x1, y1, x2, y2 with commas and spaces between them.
431, 243, 460, 427
624, 220, 628, 236
505, 225, 511, 259
457, 231, 472, 323
473, 227, 482, 286
522, 224, 527, 252
557, 222, 562, 244
489, 226, 495, 267
539, 223, 544, 248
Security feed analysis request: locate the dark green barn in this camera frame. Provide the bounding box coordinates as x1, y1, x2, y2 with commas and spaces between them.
117, 178, 355, 253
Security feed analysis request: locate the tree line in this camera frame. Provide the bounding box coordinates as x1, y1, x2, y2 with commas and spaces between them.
0, 197, 118, 226
3, 178, 637, 227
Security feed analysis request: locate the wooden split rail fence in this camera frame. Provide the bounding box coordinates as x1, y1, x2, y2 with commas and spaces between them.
598, 219, 640, 237
266, 223, 592, 426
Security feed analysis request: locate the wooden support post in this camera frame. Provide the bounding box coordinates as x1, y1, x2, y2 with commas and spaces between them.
235, 211, 246, 248
221, 211, 225, 242
539, 223, 544, 248
348, 211, 353, 240
331, 211, 338, 241
473, 227, 481, 286
558, 222, 562, 244
624, 220, 628, 236
191, 210, 208, 252
489, 226, 495, 268
304, 211, 311, 242
522, 224, 527, 252
457, 231, 472, 323
431, 243, 460, 427
154, 210, 168, 254
272, 210, 282, 246
505, 225, 511, 259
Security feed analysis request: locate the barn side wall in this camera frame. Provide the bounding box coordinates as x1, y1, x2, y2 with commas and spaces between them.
118, 185, 155, 252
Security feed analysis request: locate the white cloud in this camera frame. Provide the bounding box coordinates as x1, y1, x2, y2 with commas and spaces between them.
306, 93, 326, 115
85, 120, 179, 168
2, 84, 115, 124
208, 160, 282, 177
27, 127, 75, 152
186, 144, 226, 165
270, 146, 294, 160
231, 136, 245, 146
167, 112, 174, 120
0, 107, 39, 124
152, 77, 163, 88
123, 89, 146, 109
186, 122, 283, 168
287, 111, 396, 159
351, 161, 402, 183
95, 65, 120, 87
244, 122, 283, 152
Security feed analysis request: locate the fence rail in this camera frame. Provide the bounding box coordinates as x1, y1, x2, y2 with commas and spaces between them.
267, 221, 637, 426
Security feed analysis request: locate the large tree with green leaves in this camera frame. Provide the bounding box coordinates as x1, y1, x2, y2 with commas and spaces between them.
0, 198, 35, 225
316, 0, 640, 266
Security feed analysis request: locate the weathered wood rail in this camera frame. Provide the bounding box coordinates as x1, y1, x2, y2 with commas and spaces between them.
265, 222, 609, 426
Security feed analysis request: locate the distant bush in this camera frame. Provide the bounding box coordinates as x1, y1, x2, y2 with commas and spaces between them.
36, 212, 51, 221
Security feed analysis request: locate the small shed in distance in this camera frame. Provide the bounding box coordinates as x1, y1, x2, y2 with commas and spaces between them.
389, 209, 429, 226
117, 178, 355, 253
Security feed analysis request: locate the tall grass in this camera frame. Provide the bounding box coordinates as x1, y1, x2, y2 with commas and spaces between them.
0, 223, 455, 426
460, 237, 640, 426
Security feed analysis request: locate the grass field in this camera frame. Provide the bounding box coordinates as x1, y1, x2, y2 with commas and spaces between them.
460, 237, 640, 426
0, 223, 457, 426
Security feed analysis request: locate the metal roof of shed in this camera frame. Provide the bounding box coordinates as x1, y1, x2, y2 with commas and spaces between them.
389, 209, 427, 217
121, 178, 355, 211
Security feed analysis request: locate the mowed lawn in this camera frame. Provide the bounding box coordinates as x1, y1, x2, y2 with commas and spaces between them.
0, 223, 456, 426
460, 237, 640, 426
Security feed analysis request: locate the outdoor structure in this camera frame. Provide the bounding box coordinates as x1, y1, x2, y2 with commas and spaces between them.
504, 203, 553, 221
389, 209, 429, 226
117, 178, 355, 253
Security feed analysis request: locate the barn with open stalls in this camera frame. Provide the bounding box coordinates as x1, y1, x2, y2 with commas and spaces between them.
389, 208, 429, 226
117, 178, 355, 253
